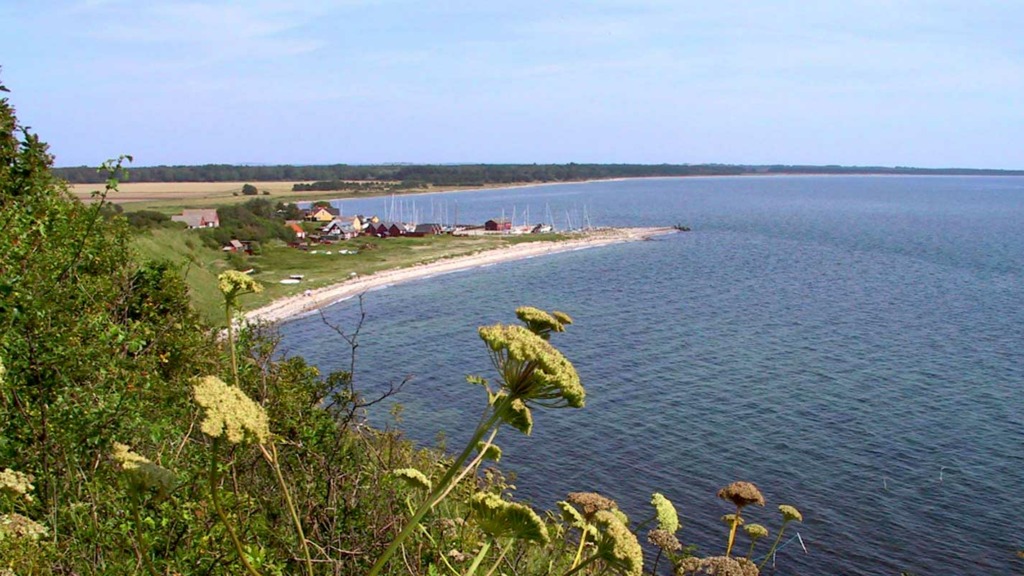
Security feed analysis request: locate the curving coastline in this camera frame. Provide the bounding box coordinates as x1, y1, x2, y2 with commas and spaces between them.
244, 227, 677, 325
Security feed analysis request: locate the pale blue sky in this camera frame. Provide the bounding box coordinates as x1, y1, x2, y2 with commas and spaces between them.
1, 1, 1021, 168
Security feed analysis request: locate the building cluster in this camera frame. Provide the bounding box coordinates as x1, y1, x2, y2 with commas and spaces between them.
170, 204, 553, 254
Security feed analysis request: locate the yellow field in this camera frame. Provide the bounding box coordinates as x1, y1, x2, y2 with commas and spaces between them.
70, 180, 525, 213
71, 181, 305, 203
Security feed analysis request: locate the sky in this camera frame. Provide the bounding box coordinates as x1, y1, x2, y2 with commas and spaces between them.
1, 1, 1022, 169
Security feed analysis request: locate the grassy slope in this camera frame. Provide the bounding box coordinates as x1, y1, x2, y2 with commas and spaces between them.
133, 227, 565, 324
131, 228, 231, 320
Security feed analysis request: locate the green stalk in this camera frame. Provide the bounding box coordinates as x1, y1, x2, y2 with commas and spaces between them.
131, 500, 160, 576
562, 553, 599, 576
757, 520, 790, 570
367, 399, 509, 576
260, 443, 314, 576
225, 299, 239, 386
463, 540, 493, 576
209, 438, 262, 576
483, 540, 512, 576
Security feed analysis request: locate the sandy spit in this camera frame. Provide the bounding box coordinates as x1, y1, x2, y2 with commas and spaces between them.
244, 227, 677, 325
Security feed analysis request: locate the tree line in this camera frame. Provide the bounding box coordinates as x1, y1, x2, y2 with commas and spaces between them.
53, 162, 1024, 185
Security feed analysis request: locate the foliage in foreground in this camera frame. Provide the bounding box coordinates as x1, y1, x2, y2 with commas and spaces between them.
1, 77, 807, 575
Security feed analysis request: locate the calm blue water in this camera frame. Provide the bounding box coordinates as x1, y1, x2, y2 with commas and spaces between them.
279, 176, 1024, 575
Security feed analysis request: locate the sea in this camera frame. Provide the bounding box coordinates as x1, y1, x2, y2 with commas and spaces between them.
278, 176, 1024, 575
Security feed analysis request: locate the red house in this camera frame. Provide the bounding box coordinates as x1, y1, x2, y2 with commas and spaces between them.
485, 218, 511, 232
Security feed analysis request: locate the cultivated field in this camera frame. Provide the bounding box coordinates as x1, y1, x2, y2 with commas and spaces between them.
72, 181, 326, 211
70, 180, 500, 213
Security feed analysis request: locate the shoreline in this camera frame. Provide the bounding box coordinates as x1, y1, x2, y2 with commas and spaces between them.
244, 226, 678, 325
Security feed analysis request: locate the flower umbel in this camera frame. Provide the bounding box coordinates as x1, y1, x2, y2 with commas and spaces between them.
391, 468, 432, 491
0, 513, 48, 540
192, 375, 270, 444
112, 443, 176, 496
469, 492, 549, 544
651, 492, 680, 534
515, 306, 569, 339
0, 469, 34, 503
593, 509, 644, 576
478, 323, 584, 408
778, 505, 802, 523
218, 270, 262, 300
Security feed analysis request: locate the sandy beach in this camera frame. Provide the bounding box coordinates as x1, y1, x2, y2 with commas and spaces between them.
244, 227, 677, 325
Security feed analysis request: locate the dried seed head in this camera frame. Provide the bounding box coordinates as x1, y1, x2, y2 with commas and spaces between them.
0, 513, 48, 540
567, 492, 618, 519
676, 556, 759, 576
717, 482, 765, 509
648, 528, 683, 552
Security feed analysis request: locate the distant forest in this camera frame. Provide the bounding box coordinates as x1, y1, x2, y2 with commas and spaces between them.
54, 162, 1024, 186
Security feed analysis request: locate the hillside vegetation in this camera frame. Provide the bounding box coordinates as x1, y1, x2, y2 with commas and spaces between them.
2, 78, 806, 575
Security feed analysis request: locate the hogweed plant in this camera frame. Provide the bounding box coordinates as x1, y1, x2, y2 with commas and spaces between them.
717, 481, 765, 558
758, 504, 802, 570
187, 273, 314, 576
111, 443, 176, 576
648, 492, 681, 575
367, 306, 584, 576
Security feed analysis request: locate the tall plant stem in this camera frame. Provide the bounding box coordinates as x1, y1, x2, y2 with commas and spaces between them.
562, 553, 599, 576
131, 500, 160, 576
225, 302, 239, 386
367, 400, 509, 576
259, 443, 314, 576
434, 426, 499, 504
463, 539, 493, 576
209, 438, 262, 576
483, 540, 512, 576
758, 520, 790, 570
724, 507, 741, 558
650, 548, 663, 576
571, 531, 589, 569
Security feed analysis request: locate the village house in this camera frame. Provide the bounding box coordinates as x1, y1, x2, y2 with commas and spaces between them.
367, 221, 408, 238
286, 222, 307, 239
304, 206, 340, 222
222, 239, 253, 255
321, 218, 358, 240
352, 214, 378, 234
410, 223, 444, 236
171, 209, 219, 229
484, 218, 512, 232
